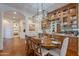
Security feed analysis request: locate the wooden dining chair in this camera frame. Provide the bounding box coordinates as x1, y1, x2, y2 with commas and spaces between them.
31, 39, 42, 56
25, 36, 33, 56
49, 37, 69, 56
31, 38, 50, 56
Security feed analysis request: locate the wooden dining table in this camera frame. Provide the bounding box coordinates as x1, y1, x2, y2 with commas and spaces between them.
30, 36, 61, 56
31, 36, 61, 50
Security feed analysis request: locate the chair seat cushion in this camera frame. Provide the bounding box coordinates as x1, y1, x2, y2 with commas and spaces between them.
41, 48, 49, 56
49, 48, 60, 56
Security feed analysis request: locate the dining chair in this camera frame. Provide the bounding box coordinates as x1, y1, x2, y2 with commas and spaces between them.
31, 39, 42, 56
41, 39, 52, 56
25, 36, 49, 56
49, 37, 69, 56
41, 47, 49, 56
25, 36, 33, 56
31, 38, 49, 56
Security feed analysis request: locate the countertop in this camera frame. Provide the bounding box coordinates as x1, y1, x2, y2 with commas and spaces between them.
51, 33, 78, 38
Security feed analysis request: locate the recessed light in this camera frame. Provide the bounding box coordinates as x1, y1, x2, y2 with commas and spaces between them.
14, 12, 16, 14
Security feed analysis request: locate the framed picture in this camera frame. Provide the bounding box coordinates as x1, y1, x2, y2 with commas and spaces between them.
29, 24, 35, 31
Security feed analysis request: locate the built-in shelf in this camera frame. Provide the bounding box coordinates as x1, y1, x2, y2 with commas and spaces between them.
47, 4, 78, 35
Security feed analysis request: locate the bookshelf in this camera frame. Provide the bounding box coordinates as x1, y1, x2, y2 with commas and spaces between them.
47, 3, 78, 35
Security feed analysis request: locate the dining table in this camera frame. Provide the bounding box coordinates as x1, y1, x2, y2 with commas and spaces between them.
30, 36, 62, 56
41, 38, 61, 49
31, 36, 61, 50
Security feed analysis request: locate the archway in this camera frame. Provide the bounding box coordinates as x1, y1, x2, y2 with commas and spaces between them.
3, 10, 25, 39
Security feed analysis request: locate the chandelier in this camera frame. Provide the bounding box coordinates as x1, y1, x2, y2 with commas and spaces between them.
32, 3, 48, 22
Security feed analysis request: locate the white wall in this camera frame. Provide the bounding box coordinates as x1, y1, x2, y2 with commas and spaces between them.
19, 20, 25, 39
25, 14, 43, 37
0, 13, 3, 50
25, 16, 37, 36
3, 19, 13, 39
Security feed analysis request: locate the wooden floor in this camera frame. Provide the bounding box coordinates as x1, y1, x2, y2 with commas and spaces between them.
0, 37, 26, 56
0, 37, 78, 56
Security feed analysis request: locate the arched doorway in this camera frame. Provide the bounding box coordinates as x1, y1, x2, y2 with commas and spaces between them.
3, 10, 25, 39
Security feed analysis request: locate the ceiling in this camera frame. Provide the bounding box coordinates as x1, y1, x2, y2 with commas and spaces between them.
0, 3, 69, 21
4, 10, 25, 20
3, 3, 68, 15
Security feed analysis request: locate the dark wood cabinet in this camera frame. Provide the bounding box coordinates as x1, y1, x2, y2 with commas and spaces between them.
66, 37, 78, 56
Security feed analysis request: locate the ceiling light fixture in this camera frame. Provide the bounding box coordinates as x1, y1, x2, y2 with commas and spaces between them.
32, 3, 48, 22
